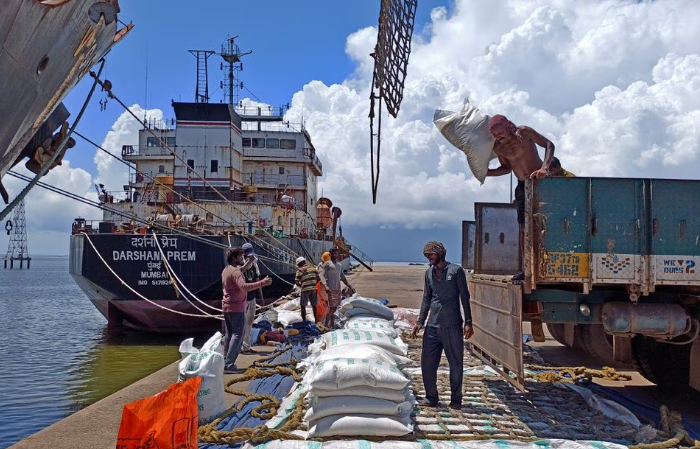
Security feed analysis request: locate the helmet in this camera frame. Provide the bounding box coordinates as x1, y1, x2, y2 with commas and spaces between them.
296, 257, 306, 266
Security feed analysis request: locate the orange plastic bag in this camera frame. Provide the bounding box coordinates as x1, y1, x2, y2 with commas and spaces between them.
315, 282, 329, 322
116, 376, 201, 449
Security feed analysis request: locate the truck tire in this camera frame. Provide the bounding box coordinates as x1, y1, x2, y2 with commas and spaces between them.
547, 323, 567, 345
546, 323, 584, 349
631, 335, 691, 389
578, 324, 617, 367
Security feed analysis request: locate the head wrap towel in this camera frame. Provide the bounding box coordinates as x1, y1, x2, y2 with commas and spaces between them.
488, 114, 518, 136
423, 241, 446, 257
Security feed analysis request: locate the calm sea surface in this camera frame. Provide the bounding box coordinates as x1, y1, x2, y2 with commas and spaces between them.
0, 256, 187, 449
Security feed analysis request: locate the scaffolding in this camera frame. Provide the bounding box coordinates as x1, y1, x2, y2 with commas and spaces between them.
4, 199, 31, 269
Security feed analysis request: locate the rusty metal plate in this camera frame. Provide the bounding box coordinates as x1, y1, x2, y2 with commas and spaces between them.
474, 203, 520, 275
468, 276, 525, 391
461, 220, 475, 270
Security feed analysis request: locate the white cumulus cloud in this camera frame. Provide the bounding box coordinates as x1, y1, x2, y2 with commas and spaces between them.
5, 0, 700, 256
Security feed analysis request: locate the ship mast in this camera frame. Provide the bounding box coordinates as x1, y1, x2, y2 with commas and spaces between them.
219, 36, 251, 107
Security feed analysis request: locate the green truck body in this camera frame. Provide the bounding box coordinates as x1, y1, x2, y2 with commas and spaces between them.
467, 177, 700, 392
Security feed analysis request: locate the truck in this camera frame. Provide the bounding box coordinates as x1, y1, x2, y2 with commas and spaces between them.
465, 176, 700, 392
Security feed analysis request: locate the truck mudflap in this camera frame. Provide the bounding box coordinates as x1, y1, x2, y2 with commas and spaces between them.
468, 275, 526, 391
690, 338, 700, 392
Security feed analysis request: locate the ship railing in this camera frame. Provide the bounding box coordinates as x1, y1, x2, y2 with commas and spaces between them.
241, 173, 305, 187
302, 148, 323, 172
130, 171, 174, 184
235, 105, 285, 118
122, 145, 174, 158
242, 147, 305, 159
338, 237, 375, 269
240, 121, 302, 132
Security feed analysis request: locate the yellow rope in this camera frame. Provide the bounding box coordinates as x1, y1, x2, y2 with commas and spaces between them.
197, 352, 307, 445
527, 365, 632, 383
630, 406, 699, 449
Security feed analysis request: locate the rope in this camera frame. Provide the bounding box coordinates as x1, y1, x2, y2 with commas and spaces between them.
197, 348, 307, 445
151, 229, 223, 313
82, 232, 223, 320
74, 130, 247, 231
527, 365, 632, 384
0, 58, 105, 221
88, 71, 305, 263
630, 406, 699, 449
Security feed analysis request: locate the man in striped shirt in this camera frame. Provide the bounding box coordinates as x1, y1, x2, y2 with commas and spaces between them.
295, 257, 320, 323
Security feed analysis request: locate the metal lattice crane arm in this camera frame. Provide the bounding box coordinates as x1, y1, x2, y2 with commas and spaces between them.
369, 0, 418, 204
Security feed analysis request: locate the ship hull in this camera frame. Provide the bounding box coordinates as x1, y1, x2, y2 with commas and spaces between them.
69, 233, 339, 334
0, 0, 124, 179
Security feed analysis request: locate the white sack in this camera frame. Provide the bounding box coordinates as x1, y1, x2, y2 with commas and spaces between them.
308, 413, 413, 437
177, 331, 226, 424
304, 396, 413, 423
301, 343, 413, 368
243, 439, 630, 449
311, 386, 412, 403
304, 357, 410, 390
346, 316, 395, 326
339, 297, 394, 321
310, 330, 408, 356
433, 103, 496, 184
344, 320, 398, 338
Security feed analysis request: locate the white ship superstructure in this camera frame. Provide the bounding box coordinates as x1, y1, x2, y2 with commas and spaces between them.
109, 103, 326, 239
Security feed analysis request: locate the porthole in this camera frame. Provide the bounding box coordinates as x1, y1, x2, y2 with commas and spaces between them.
37, 55, 49, 75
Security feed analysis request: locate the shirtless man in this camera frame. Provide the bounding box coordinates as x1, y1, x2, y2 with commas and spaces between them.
486, 114, 555, 280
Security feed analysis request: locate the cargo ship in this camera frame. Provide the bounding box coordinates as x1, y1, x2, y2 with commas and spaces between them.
0, 0, 132, 204
68, 40, 366, 334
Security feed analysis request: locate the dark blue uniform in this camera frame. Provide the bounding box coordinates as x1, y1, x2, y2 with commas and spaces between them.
417, 262, 472, 408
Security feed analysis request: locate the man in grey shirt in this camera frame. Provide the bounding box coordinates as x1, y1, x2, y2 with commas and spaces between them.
410, 241, 473, 410
319, 248, 355, 328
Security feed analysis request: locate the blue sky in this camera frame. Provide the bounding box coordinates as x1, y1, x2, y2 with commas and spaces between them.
52, 0, 452, 261
62, 0, 446, 177
3, 0, 699, 262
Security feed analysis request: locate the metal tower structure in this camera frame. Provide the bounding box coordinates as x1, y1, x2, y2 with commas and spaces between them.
4, 199, 31, 269
188, 49, 215, 103
219, 36, 251, 107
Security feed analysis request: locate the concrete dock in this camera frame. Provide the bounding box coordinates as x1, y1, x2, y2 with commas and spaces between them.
10, 264, 699, 448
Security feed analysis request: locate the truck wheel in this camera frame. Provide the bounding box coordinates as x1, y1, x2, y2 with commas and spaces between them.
546, 323, 584, 349
631, 335, 690, 389
547, 323, 567, 345
578, 324, 617, 367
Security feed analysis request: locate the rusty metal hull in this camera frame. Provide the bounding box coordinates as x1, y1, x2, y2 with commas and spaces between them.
0, 0, 124, 185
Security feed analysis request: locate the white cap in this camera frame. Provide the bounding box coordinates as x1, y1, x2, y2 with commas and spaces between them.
296, 257, 306, 266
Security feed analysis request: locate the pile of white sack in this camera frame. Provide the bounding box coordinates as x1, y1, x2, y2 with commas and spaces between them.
299, 297, 415, 438
270, 296, 316, 327
336, 294, 395, 323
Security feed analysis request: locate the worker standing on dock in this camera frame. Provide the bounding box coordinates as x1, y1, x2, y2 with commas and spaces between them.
240, 243, 263, 354
222, 247, 272, 373
295, 257, 320, 323
410, 241, 473, 410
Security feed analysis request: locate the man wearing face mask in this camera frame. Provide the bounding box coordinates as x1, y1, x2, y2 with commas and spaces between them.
409, 241, 473, 410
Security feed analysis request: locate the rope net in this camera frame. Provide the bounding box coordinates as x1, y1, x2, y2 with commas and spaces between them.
373, 0, 417, 118
369, 0, 418, 204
